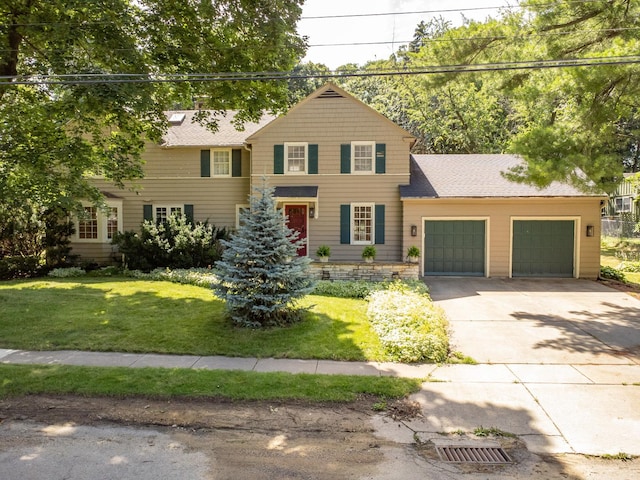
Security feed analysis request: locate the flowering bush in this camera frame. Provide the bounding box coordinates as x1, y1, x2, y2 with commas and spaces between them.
125, 268, 219, 288
47, 267, 87, 278
367, 284, 448, 363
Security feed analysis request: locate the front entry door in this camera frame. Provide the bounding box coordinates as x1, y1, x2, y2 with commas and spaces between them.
285, 205, 307, 256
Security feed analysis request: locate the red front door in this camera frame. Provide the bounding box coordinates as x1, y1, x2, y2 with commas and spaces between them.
285, 205, 307, 256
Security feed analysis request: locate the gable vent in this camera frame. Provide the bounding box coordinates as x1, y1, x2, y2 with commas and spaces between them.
316, 88, 344, 99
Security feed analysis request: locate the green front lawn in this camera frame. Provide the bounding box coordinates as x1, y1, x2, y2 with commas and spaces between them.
0, 277, 385, 361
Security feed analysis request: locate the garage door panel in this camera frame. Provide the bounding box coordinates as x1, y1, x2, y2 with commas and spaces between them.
425, 220, 485, 276
512, 220, 574, 277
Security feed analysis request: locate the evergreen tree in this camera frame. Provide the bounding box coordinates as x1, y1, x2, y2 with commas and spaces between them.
213, 180, 314, 328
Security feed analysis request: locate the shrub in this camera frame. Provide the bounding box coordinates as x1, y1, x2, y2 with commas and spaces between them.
367, 284, 448, 363
617, 261, 640, 273
316, 245, 331, 257
125, 267, 219, 289
48, 267, 87, 278
0, 255, 43, 280
113, 214, 228, 271
312, 279, 429, 299
600, 265, 625, 282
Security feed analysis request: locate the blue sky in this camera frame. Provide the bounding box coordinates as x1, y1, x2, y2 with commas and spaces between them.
298, 0, 511, 69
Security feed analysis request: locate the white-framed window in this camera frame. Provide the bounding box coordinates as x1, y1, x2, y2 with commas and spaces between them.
155, 205, 182, 224
351, 203, 374, 245
284, 142, 308, 174
74, 200, 123, 243
615, 196, 632, 213
212, 149, 231, 176
78, 206, 99, 240
351, 141, 375, 174
236, 204, 250, 229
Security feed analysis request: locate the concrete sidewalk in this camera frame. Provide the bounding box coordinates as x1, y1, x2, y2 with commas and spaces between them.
2, 348, 640, 456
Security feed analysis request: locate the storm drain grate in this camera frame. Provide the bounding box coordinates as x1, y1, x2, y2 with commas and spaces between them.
436, 446, 512, 464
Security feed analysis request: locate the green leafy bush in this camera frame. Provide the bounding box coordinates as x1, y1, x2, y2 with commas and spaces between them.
312, 279, 429, 299
0, 255, 43, 280
617, 261, 640, 273
600, 265, 626, 282
113, 214, 228, 271
367, 284, 448, 363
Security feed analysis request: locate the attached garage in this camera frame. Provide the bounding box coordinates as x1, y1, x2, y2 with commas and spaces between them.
400, 154, 605, 279
511, 220, 575, 277
424, 220, 486, 276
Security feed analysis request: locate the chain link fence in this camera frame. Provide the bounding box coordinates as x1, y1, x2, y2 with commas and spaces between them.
601, 217, 639, 239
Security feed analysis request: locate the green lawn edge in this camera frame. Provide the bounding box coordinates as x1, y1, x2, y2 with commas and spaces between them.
0, 364, 423, 402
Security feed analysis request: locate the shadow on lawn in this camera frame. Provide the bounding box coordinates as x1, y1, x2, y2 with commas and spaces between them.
0, 278, 369, 361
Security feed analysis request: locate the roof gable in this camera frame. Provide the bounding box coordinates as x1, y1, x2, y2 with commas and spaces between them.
246, 83, 415, 142
401, 154, 603, 198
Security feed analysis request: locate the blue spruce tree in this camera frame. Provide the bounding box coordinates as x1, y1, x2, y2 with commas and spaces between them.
213, 179, 314, 327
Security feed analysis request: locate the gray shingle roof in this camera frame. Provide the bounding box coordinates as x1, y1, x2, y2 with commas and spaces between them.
400, 154, 598, 198
162, 110, 276, 147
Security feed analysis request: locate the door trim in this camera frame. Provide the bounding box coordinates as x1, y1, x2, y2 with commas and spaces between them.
422, 217, 490, 277
509, 216, 580, 278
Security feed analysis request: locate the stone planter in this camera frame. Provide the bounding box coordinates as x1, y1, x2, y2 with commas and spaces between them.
407, 256, 419, 263
364, 257, 374, 263
318, 256, 329, 263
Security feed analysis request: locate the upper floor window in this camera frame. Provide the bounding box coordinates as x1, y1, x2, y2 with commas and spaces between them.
351, 141, 375, 174
212, 149, 231, 176
615, 196, 632, 213
285, 142, 308, 174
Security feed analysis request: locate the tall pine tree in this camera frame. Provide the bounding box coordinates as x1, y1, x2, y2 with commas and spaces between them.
213, 179, 313, 327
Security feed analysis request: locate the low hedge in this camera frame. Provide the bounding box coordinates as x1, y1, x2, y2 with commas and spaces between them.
367, 284, 449, 363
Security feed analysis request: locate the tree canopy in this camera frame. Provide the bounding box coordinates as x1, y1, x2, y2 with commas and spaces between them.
314, 0, 639, 193
0, 0, 306, 214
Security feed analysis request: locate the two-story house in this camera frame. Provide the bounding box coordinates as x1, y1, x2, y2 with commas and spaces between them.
70, 83, 605, 279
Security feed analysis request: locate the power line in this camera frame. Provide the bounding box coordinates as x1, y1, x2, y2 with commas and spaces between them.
2, 55, 639, 86
299, 0, 603, 19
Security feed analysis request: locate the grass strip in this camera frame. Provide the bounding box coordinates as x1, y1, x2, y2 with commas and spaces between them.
0, 364, 422, 402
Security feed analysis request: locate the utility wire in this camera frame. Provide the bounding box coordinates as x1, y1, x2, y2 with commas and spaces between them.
2, 55, 639, 86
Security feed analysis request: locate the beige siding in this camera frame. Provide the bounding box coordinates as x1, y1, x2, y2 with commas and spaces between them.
269, 175, 406, 261
249, 95, 413, 262
142, 144, 251, 178
70, 176, 250, 263
402, 197, 603, 279
249, 96, 412, 176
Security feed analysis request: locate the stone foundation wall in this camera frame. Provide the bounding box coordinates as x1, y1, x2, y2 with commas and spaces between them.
308, 261, 419, 281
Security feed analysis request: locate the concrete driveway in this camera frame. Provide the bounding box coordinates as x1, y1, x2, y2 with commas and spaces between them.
426, 277, 640, 365
411, 277, 640, 456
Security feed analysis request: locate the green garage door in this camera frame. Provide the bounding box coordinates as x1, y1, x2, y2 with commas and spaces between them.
512, 220, 574, 277
424, 220, 485, 276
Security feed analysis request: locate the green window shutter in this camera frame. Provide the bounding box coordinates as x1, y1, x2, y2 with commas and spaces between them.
340, 204, 351, 244
200, 150, 210, 177
274, 144, 284, 174
184, 204, 194, 224
308, 144, 318, 174
375, 143, 386, 174
374, 204, 385, 244
231, 149, 242, 177
143, 205, 153, 222
340, 144, 351, 174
